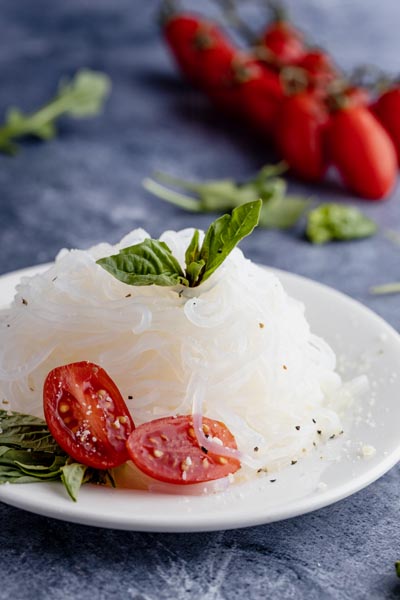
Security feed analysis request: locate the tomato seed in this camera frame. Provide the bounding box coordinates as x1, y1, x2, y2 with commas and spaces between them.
59, 402, 70, 413
188, 427, 196, 438
153, 449, 164, 458
202, 423, 210, 434
217, 456, 228, 465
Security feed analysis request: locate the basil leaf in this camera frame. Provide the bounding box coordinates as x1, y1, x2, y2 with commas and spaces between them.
0, 410, 112, 499
97, 239, 188, 287
0, 70, 111, 154
185, 230, 201, 266
259, 195, 311, 229
198, 200, 262, 285
0, 409, 63, 453
307, 203, 377, 244
57, 69, 111, 118
61, 462, 88, 502
0, 447, 66, 483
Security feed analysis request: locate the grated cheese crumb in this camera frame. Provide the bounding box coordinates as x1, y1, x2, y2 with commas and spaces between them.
361, 444, 376, 458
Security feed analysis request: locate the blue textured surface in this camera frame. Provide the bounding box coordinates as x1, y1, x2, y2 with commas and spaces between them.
0, 1, 400, 598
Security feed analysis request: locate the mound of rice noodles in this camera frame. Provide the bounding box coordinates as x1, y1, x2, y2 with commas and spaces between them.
0, 228, 361, 477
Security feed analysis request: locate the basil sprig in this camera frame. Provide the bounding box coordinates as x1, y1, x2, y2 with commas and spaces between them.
0, 69, 111, 155
0, 410, 113, 501
143, 163, 310, 229
306, 203, 377, 245
97, 200, 262, 288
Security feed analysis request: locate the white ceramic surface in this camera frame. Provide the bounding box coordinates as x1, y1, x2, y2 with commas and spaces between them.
0, 264, 399, 532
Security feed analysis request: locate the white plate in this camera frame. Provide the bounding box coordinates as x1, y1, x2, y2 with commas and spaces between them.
0, 264, 399, 532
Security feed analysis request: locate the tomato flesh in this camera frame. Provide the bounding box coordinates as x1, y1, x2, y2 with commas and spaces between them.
126, 416, 241, 485
43, 361, 135, 469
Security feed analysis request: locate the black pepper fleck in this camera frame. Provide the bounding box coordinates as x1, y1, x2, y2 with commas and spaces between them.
312, 418, 316, 424
22, 298, 28, 306
253, 446, 259, 452
317, 430, 322, 435
201, 446, 208, 454
269, 479, 277, 483
125, 293, 131, 298
291, 460, 297, 465
295, 425, 301, 430
128, 395, 133, 400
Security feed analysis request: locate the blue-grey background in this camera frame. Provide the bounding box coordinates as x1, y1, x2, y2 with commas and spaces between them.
0, 1, 399, 598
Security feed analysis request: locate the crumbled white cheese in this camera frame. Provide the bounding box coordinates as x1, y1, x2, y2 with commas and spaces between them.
361, 444, 376, 458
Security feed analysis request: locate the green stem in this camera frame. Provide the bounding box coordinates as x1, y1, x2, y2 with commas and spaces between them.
213, 0, 255, 43
370, 282, 400, 295
0, 95, 69, 143
142, 178, 202, 212
153, 171, 203, 193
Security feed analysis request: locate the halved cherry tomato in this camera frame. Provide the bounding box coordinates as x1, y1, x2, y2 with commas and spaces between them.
326, 105, 397, 199
126, 415, 241, 485
43, 361, 135, 469
372, 87, 400, 164
276, 91, 329, 181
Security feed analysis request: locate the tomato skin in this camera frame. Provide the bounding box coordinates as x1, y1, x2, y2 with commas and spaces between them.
373, 87, 400, 164
238, 66, 283, 136
164, 14, 235, 89
297, 49, 338, 91
206, 54, 283, 134
43, 362, 135, 470
126, 416, 240, 485
262, 20, 305, 67
276, 92, 329, 181
326, 106, 397, 199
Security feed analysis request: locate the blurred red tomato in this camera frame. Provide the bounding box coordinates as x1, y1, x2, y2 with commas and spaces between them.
326, 105, 397, 199
262, 19, 306, 67
164, 14, 235, 89
276, 92, 329, 181
372, 87, 400, 164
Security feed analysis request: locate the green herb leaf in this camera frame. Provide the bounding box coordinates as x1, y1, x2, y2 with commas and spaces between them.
0, 409, 63, 453
97, 201, 261, 289
370, 282, 400, 295
198, 200, 262, 285
396, 561, 400, 578
260, 195, 311, 229
143, 163, 307, 230
0, 69, 111, 154
57, 69, 111, 117
97, 239, 188, 287
60, 462, 88, 502
0, 410, 112, 500
306, 203, 377, 244
184, 230, 206, 286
